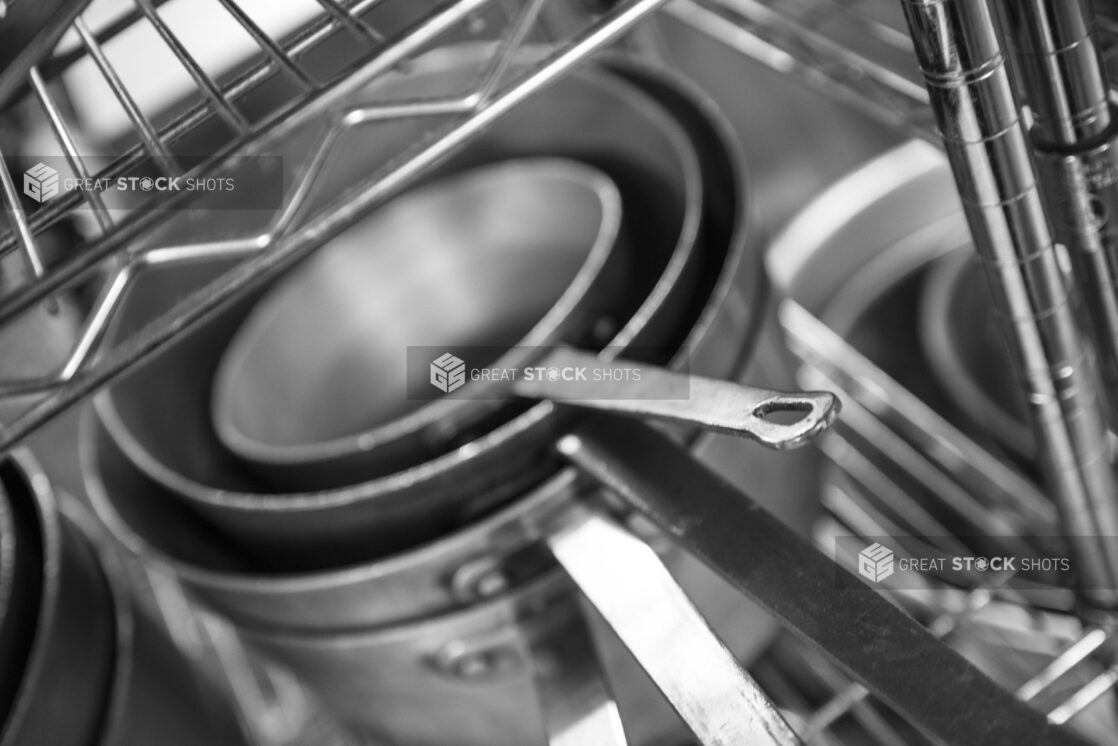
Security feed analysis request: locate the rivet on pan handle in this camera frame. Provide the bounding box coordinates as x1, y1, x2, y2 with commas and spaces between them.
511, 346, 840, 450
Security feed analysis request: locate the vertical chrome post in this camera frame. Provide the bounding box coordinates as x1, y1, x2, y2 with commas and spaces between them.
996, 0, 1118, 429
898, 0, 1118, 608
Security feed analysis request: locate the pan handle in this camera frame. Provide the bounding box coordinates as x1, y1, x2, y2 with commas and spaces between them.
546, 507, 803, 746
520, 352, 832, 745
556, 416, 1095, 746
512, 346, 840, 450
527, 590, 629, 745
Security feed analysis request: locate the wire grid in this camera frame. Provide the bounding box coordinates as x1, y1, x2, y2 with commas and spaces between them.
0, 0, 670, 452
654, 2, 1118, 739
2, 0, 1115, 743
774, 301, 1118, 745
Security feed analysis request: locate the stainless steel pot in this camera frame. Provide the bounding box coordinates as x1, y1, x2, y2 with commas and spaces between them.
0, 449, 248, 746
75, 511, 250, 746
238, 575, 575, 746
94, 47, 708, 569
0, 451, 116, 746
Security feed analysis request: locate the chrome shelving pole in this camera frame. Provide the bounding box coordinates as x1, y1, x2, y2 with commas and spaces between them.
997, 0, 1118, 431
898, 0, 1118, 609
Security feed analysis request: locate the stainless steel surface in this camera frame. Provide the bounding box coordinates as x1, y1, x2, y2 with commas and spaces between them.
92, 52, 711, 569
237, 576, 574, 746
548, 508, 801, 746
0, 0, 92, 106
58, 497, 250, 746
79, 42, 836, 745
0, 482, 14, 719
212, 158, 628, 489
0, 469, 33, 730
0, 0, 672, 450
767, 141, 1057, 534
898, 0, 1118, 609
766, 141, 1118, 741
558, 415, 1094, 746
10, 0, 1118, 742
786, 301, 1055, 542
527, 598, 627, 746
997, 0, 1118, 431
998, 0, 1111, 145
512, 346, 839, 450
0, 451, 115, 746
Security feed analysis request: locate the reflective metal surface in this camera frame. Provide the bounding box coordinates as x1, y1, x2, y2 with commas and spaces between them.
94, 51, 710, 568
512, 346, 838, 449
548, 508, 801, 746
0, 451, 115, 746
898, 0, 1118, 608
80, 42, 829, 746
213, 159, 628, 489
559, 415, 1093, 746
9, 0, 1118, 742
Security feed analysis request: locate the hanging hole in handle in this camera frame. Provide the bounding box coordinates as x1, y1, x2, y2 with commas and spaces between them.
751, 399, 815, 426
748, 392, 841, 450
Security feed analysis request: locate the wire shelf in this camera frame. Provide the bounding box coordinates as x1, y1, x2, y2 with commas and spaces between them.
3, 0, 1117, 743
652, 5, 1118, 737
0, 0, 669, 451
778, 301, 1118, 745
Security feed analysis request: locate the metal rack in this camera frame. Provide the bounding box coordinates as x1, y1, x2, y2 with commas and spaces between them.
4, 0, 1118, 744
0, 0, 669, 451
780, 301, 1118, 744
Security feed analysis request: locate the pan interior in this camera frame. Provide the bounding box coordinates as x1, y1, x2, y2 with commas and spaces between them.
214, 160, 620, 451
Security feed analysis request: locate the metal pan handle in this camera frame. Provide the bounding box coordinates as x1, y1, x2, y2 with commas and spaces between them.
527, 590, 629, 745
512, 346, 840, 450
557, 415, 1094, 746
546, 506, 803, 746
517, 349, 831, 745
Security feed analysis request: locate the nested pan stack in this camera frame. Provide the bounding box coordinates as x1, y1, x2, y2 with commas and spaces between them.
85, 45, 821, 746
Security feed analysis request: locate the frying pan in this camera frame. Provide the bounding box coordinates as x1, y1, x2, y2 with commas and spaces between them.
86, 54, 839, 746
0, 451, 116, 746
83, 50, 807, 627
83, 46, 805, 629
95, 47, 711, 568
211, 158, 629, 490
